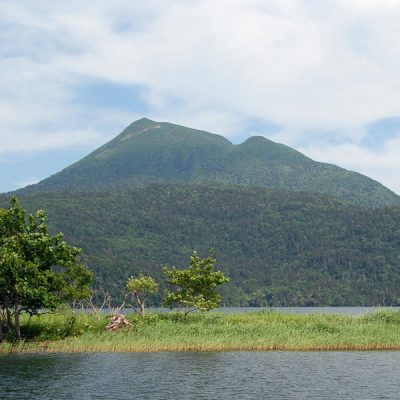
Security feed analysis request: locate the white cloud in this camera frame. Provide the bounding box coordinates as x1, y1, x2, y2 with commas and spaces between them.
1, 0, 400, 193
43, 0, 400, 131
0, 130, 102, 156
300, 137, 400, 194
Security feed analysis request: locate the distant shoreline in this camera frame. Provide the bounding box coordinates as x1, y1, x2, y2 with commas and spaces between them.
2, 310, 400, 353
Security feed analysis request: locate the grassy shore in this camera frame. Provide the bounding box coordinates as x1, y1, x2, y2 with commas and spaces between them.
2, 309, 400, 353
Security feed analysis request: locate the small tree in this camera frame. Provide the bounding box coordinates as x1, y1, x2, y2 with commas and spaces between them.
0, 197, 92, 340
126, 274, 158, 316
163, 251, 229, 317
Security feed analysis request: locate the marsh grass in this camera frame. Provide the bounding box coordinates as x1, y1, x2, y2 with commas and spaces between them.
2, 309, 400, 353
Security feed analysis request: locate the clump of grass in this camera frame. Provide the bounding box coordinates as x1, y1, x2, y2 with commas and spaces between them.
20, 312, 108, 340
361, 309, 400, 324
2, 310, 400, 353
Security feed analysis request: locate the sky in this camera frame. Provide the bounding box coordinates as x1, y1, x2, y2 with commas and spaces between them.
1, 0, 400, 194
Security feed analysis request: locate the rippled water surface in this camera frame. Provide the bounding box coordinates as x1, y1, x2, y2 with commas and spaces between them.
1, 351, 400, 399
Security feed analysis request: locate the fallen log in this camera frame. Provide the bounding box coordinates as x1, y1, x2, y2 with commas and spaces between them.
106, 313, 131, 331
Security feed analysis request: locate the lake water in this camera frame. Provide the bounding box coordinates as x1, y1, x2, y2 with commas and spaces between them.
2, 307, 400, 399
1, 352, 400, 399
214, 306, 400, 315
143, 306, 400, 315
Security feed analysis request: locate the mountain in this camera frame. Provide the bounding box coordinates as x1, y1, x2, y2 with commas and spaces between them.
18, 118, 400, 208
6, 118, 400, 306
3, 184, 400, 306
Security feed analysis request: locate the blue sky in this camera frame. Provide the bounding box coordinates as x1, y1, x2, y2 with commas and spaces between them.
1, 0, 400, 194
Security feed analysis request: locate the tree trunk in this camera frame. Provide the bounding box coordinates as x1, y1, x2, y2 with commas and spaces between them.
14, 295, 21, 340
6, 308, 13, 331
140, 300, 145, 317
184, 306, 190, 319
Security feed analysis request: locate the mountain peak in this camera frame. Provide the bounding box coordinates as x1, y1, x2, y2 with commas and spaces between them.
236, 135, 312, 164
15, 119, 400, 208
120, 116, 157, 131
119, 118, 161, 141
129, 117, 155, 125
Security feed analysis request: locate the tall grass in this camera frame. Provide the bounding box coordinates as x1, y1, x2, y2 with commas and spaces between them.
2, 309, 400, 353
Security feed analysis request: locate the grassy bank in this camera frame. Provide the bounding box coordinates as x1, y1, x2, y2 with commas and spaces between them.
2, 310, 400, 353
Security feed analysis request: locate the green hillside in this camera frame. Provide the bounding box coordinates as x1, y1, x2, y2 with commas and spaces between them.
7, 118, 400, 306
19, 118, 400, 208
4, 184, 400, 306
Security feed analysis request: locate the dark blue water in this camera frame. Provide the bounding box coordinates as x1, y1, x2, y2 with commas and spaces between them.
1, 351, 400, 399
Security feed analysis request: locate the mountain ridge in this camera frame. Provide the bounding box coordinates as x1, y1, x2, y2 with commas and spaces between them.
4, 118, 400, 305
16, 118, 400, 208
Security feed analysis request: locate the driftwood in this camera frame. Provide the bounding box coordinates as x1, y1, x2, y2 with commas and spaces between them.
82, 290, 113, 319
106, 313, 131, 331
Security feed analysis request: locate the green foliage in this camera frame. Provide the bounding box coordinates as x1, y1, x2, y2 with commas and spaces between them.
126, 274, 158, 316
3, 184, 400, 307
362, 310, 400, 324
0, 197, 92, 340
163, 251, 229, 315
127, 274, 158, 295
18, 118, 400, 208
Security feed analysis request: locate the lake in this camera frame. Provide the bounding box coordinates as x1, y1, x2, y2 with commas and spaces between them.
2, 307, 400, 399
140, 306, 400, 315
214, 306, 400, 315
1, 351, 400, 399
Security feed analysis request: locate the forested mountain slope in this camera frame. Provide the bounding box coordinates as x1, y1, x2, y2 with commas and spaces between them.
7, 119, 400, 305
18, 118, 400, 208
4, 184, 400, 306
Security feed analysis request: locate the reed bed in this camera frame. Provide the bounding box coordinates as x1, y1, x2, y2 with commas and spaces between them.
2, 309, 400, 353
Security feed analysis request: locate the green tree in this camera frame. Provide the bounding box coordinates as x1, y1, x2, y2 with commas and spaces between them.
126, 274, 158, 316
0, 197, 92, 340
163, 250, 229, 316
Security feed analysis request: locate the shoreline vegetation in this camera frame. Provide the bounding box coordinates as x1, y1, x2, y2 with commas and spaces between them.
2, 309, 400, 353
